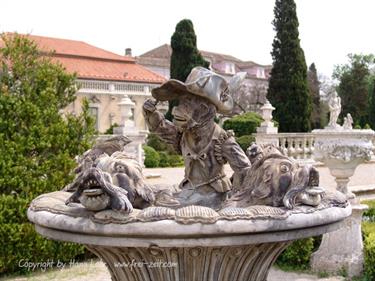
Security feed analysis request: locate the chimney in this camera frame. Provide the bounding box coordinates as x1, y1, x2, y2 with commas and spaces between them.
125, 48, 132, 57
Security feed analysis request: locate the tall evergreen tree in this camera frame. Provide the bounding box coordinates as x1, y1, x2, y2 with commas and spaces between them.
166, 19, 209, 120
307, 63, 321, 129
267, 0, 311, 132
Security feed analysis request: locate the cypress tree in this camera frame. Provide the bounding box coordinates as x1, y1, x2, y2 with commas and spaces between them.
267, 0, 311, 132
166, 19, 209, 120
308, 63, 321, 129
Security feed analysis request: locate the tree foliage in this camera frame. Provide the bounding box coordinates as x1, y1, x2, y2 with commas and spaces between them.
333, 54, 375, 127
166, 19, 209, 120
307, 63, 321, 129
0, 34, 96, 197
369, 78, 375, 129
267, 0, 311, 132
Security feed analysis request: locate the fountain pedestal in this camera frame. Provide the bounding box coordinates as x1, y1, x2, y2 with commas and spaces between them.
311, 204, 367, 277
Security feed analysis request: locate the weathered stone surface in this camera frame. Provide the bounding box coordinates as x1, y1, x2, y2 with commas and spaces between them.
310, 204, 368, 277
86, 243, 290, 281
28, 191, 350, 228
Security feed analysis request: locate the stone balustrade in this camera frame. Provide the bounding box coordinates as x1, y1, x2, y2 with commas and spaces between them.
256, 132, 375, 164
277, 133, 316, 160
255, 132, 316, 162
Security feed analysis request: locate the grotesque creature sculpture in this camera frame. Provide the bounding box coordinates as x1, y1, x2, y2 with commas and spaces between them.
66, 140, 178, 212
227, 144, 325, 209
143, 66, 251, 209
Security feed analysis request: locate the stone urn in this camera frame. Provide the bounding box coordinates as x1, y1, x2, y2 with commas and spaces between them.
313, 129, 374, 197
28, 191, 350, 281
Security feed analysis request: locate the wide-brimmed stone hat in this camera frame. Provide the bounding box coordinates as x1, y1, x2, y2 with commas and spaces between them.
152, 66, 246, 114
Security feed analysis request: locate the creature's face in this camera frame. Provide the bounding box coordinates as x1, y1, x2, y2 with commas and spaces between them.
252, 157, 295, 206
171, 95, 216, 130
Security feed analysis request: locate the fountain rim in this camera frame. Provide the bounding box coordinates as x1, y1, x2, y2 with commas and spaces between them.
28, 204, 351, 247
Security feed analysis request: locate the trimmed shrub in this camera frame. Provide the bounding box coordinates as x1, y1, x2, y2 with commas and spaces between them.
143, 145, 160, 168
236, 135, 256, 152
0, 195, 87, 275
276, 238, 314, 270
223, 112, 263, 137
362, 221, 375, 280
147, 133, 173, 152
363, 199, 375, 221
364, 123, 372, 129
158, 151, 170, 168
0, 222, 86, 275
167, 154, 184, 167
103, 123, 119, 134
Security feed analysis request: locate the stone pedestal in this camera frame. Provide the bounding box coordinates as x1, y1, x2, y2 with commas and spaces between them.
311, 128, 374, 277
311, 204, 368, 277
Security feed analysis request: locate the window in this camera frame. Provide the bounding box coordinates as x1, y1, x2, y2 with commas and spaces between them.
225, 62, 235, 74
89, 107, 99, 130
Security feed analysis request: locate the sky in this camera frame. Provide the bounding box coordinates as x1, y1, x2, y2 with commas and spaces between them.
1, 0, 374, 77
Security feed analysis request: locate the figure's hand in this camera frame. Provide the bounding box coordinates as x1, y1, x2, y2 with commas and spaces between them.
143, 98, 158, 113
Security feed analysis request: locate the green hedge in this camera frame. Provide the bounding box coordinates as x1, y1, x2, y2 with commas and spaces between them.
144, 145, 160, 168
144, 134, 184, 168
147, 133, 174, 153
223, 112, 263, 137
362, 199, 375, 280
236, 135, 256, 152
363, 199, 375, 221
363, 221, 375, 280
276, 238, 314, 270
0, 195, 87, 276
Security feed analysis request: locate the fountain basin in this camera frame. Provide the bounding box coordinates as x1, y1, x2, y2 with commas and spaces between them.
28, 191, 351, 281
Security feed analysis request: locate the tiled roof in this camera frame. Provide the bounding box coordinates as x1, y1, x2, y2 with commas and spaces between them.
51, 56, 165, 83
140, 44, 172, 59
1, 33, 165, 84
138, 44, 271, 79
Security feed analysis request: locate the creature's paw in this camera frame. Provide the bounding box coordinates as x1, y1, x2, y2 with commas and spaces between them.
137, 185, 156, 203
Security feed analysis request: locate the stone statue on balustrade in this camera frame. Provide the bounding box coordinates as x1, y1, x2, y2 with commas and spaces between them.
343, 113, 353, 130
327, 91, 341, 128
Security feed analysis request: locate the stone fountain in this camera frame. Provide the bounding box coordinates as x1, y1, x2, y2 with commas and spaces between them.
28, 67, 351, 281
311, 91, 374, 277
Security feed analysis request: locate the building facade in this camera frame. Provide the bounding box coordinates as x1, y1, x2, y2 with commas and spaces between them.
136, 44, 271, 114
24, 35, 165, 133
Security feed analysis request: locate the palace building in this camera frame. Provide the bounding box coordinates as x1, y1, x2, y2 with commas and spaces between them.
8, 34, 166, 133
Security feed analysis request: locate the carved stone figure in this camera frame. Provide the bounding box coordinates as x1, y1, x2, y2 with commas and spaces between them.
343, 113, 353, 130
143, 67, 251, 209
66, 140, 179, 212
227, 144, 325, 209
327, 91, 341, 128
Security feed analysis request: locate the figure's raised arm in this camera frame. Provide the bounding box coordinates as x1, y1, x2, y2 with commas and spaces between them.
142, 98, 181, 152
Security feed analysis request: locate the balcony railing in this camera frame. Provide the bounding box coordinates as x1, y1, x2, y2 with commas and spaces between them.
76, 79, 160, 96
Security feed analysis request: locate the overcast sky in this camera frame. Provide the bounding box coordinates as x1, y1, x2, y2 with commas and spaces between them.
2, 0, 374, 76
